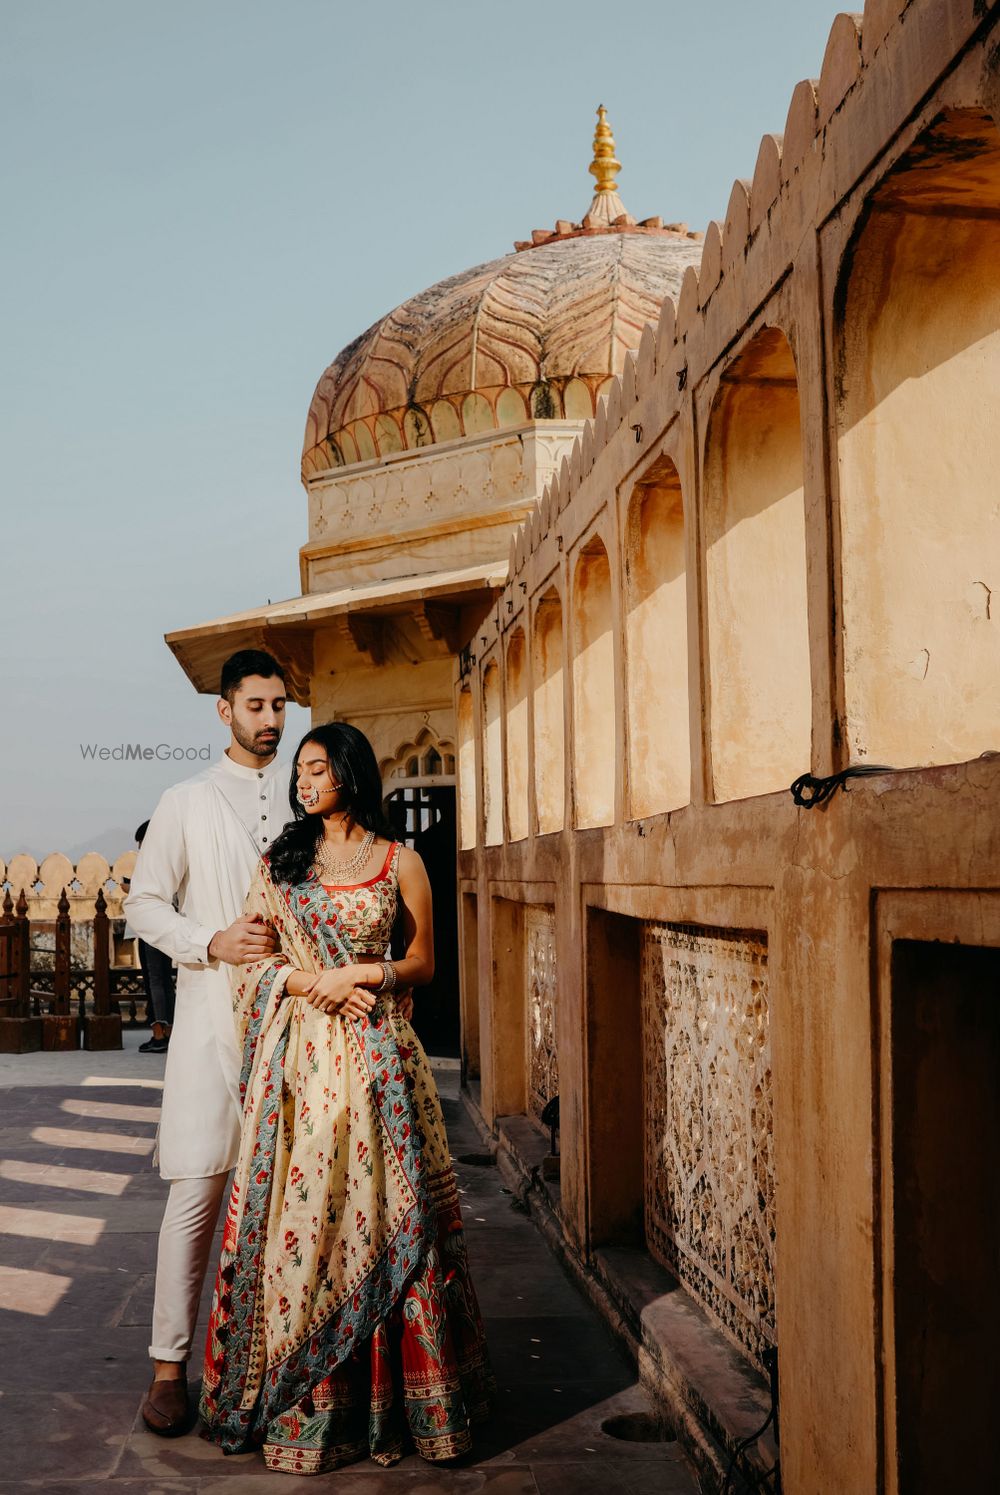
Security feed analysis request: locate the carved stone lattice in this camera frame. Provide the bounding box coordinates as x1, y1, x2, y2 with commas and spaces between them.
642, 922, 775, 1367
525, 905, 558, 1121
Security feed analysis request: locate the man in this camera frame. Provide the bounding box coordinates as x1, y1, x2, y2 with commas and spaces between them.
124, 648, 289, 1435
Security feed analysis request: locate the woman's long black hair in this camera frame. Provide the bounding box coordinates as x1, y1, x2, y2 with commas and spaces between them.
266, 721, 395, 886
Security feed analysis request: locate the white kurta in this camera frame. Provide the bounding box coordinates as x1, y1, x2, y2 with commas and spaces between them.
123, 751, 289, 1179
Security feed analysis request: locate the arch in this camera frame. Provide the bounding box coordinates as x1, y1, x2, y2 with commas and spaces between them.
354, 420, 376, 462
496, 387, 527, 428
564, 377, 593, 420
403, 405, 432, 448
505, 629, 529, 841
530, 381, 561, 419
625, 458, 690, 816
431, 400, 462, 444
532, 588, 565, 834
462, 392, 493, 435
374, 412, 403, 455
572, 538, 616, 827
381, 727, 456, 784
337, 427, 359, 466
704, 325, 811, 801
457, 687, 476, 850
835, 109, 1000, 768
482, 660, 503, 845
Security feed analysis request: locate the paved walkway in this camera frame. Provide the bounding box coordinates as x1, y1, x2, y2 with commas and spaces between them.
0, 1033, 699, 1493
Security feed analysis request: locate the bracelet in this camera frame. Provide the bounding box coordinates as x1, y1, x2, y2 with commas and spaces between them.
375, 961, 397, 994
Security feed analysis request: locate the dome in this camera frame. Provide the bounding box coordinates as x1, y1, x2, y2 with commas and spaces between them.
302, 109, 703, 479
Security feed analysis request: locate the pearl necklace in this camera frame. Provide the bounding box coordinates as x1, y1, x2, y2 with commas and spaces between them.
313, 828, 376, 884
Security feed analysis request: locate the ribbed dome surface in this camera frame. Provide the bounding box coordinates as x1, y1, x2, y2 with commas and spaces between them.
302, 231, 701, 477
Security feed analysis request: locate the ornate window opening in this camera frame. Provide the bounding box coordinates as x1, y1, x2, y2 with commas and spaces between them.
642, 921, 775, 1369
524, 905, 558, 1123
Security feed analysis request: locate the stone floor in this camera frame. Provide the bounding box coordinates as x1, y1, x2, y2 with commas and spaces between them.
0, 1034, 700, 1494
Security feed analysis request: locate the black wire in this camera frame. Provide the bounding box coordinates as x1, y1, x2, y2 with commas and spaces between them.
721, 1347, 781, 1495
721, 1405, 775, 1494
789, 764, 895, 808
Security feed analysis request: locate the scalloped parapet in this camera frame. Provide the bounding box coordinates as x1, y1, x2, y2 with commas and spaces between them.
819, 12, 864, 126
750, 134, 784, 231
1, 849, 136, 920
782, 81, 820, 181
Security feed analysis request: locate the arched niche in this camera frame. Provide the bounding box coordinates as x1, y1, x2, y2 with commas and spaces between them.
482, 660, 503, 845
572, 538, 616, 828
836, 108, 1000, 768
457, 686, 476, 850
532, 588, 565, 834
625, 458, 690, 816
704, 325, 811, 802
506, 629, 529, 841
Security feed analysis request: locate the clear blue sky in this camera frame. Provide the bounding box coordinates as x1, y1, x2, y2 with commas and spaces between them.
1, 0, 841, 860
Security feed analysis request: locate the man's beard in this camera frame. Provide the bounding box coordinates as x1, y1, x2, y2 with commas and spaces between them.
231, 715, 280, 758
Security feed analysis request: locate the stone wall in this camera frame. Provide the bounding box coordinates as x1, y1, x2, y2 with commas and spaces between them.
456, 5, 1000, 1491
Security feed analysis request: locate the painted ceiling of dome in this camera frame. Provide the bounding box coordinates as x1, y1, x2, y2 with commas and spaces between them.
302, 109, 703, 478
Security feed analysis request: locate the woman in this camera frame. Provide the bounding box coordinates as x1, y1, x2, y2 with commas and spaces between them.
199, 722, 492, 1474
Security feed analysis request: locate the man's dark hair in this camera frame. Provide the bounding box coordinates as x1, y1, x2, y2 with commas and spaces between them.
219, 649, 286, 704
135, 820, 150, 845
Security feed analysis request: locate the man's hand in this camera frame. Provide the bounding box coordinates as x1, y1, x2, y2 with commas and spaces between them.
394, 989, 414, 1023
208, 914, 277, 966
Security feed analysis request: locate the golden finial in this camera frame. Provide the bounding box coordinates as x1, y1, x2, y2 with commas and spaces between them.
585, 105, 627, 224
589, 105, 621, 196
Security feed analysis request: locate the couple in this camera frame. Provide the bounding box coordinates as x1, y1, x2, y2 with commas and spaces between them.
125, 649, 491, 1474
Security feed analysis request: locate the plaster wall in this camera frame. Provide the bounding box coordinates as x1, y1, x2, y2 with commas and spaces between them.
838, 192, 1000, 766
624, 461, 690, 816
454, 7, 1000, 1490
311, 631, 454, 767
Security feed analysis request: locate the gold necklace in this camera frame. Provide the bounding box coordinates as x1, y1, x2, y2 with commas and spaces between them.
314, 828, 376, 883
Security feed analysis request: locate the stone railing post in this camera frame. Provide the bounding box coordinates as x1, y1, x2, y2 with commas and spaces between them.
43, 887, 77, 1051
0, 888, 42, 1052
83, 887, 122, 1051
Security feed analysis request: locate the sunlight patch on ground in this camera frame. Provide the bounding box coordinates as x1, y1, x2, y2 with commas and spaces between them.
0, 1263, 72, 1316
0, 1204, 105, 1244
0, 1159, 131, 1195
32, 1126, 155, 1157
61, 1099, 161, 1124
80, 1076, 164, 1090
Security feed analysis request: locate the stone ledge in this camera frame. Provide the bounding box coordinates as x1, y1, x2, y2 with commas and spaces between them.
461, 1087, 778, 1493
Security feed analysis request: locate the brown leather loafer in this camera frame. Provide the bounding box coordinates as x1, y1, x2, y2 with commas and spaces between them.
141, 1373, 190, 1437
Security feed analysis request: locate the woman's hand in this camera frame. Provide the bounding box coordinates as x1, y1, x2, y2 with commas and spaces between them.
302, 966, 376, 1019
